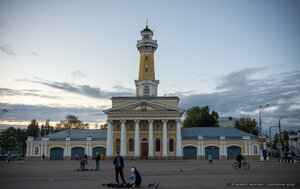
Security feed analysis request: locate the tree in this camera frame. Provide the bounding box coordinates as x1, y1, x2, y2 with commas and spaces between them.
183, 106, 219, 127
56, 114, 89, 130
41, 119, 54, 136
234, 117, 258, 135
100, 123, 108, 129
0, 127, 27, 154
26, 119, 40, 137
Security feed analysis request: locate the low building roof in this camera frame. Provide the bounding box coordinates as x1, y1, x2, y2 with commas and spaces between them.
181, 127, 257, 140
34, 129, 107, 141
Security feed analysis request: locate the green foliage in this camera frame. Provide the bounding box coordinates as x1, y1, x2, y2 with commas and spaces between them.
183, 106, 219, 127
0, 127, 27, 154
234, 117, 258, 135
56, 114, 89, 130
41, 119, 55, 136
26, 119, 40, 137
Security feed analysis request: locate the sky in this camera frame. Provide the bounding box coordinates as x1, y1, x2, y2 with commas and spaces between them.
0, 0, 300, 134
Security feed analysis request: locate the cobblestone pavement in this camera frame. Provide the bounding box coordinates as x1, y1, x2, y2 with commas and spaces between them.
0, 159, 299, 189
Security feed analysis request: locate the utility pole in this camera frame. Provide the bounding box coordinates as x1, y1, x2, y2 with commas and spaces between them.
258, 104, 269, 161
278, 116, 287, 158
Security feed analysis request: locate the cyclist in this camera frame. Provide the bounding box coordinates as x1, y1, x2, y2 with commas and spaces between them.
236, 153, 245, 168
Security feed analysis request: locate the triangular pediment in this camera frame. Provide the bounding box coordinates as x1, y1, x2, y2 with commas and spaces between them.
104, 99, 184, 114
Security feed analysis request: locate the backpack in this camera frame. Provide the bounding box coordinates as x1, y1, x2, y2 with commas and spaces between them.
135, 170, 142, 186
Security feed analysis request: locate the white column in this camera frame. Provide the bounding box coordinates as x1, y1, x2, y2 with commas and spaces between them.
44, 142, 48, 157
244, 141, 248, 155
64, 142, 68, 156
26, 142, 29, 156
134, 120, 140, 157
162, 120, 168, 157
30, 143, 33, 156
40, 142, 44, 155
248, 141, 252, 155
148, 120, 154, 157
120, 120, 127, 156
106, 120, 113, 157
176, 120, 182, 157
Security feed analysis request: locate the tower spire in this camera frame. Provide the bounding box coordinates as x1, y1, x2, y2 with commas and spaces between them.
135, 25, 159, 97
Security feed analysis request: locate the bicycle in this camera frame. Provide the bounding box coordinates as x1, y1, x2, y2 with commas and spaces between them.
233, 160, 250, 170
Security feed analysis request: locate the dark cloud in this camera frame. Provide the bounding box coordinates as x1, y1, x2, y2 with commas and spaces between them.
15, 78, 134, 98
0, 103, 107, 124
0, 88, 60, 99
0, 45, 16, 56
177, 69, 300, 129
16, 79, 102, 98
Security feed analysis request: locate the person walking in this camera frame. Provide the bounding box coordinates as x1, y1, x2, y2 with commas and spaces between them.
95, 153, 100, 171
113, 151, 125, 184
80, 156, 88, 171
208, 154, 213, 164
42, 154, 45, 161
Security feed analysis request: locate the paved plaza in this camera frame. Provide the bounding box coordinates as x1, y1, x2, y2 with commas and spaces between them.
0, 159, 299, 189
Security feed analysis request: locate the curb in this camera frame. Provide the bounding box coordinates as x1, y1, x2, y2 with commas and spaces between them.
278, 158, 297, 163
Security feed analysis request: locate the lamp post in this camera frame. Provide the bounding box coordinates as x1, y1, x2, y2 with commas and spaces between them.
258, 104, 269, 160
268, 126, 277, 156
278, 116, 287, 158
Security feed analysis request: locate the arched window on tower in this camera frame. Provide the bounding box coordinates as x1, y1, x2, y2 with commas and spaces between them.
128, 138, 134, 152
144, 86, 149, 96
155, 138, 161, 152
169, 138, 174, 152
145, 65, 148, 72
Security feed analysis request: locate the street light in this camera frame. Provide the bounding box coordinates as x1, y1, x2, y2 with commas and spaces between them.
278, 116, 287, 158
268, 126, 277, 155
258, 104, 269, 160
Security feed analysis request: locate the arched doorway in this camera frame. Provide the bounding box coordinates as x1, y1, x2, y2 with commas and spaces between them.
92, 146, 106, 159
141, 138, 148, 158
227, 146, 242, 159
205, 146, 219, 159
183, 146, 197, 159
50, 147, 64, 160
71, 147, 85, 160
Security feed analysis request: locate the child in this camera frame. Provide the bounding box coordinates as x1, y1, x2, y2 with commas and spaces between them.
130, 167, 142, 187
129, 168, 136, 187
80, 156, 88, 171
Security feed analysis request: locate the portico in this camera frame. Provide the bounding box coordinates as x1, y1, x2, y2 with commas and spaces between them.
105, 118, 183, 159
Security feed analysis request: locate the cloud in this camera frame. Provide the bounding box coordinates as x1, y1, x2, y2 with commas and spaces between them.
70, 70, 87, 79
30, 52, 38, 56
16, 78, 102, 98
15, 78, 135, 99
0, 103, 107, 125
0, 45, 16, 56
0, 88, 60, 99
178, 69, 300, 129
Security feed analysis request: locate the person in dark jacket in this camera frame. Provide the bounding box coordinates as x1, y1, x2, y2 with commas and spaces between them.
236, 153, 245, 168
95, 153, 100, 171
113, 151, 125, 184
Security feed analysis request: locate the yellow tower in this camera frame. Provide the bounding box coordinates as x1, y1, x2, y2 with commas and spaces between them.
135, 25, 159, 97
